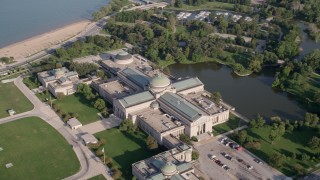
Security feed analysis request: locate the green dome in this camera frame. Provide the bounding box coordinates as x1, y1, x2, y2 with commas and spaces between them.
161, 162, 177, 176
150, 75, 171, 88
115, 51, 132, 60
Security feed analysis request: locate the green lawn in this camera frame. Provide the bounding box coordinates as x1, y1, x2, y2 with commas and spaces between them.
55, 93, 100, 124
95, 128, 163, 179
212, 114, 246, 135
0, 82, 33, 118
0, 117, 80, 179
166, 2, 234, 11
88, 174, 107, 180
233, 126, 320, 176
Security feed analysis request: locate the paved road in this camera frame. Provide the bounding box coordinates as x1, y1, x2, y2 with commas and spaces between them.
0, 77, 112, 180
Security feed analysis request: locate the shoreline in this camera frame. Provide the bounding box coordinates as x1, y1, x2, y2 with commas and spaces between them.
0, 20, 92, 60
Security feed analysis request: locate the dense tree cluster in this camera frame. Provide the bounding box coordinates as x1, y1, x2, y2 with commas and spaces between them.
69, 62, 98, 77
0, 57, 14, 64
92, 0, 129, 21
32, 35, 123, 73
77, 83, 109, 116
115, 10, 153, 23
272, 50, 320, 113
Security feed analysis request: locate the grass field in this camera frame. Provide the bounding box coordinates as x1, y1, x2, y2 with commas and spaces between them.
95, 128, 163, 179
55, 93, 100, 124
233, 126, 320, 176
166, 2, 234, 11
88, 174, 106, 180
0, 82, 33, 118
212, 114, 246, 135
0, 117, 80, 179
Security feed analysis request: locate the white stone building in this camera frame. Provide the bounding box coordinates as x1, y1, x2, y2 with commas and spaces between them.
99, 51, 230, 148
37, 67, 99, 97
132, 144, 199, 180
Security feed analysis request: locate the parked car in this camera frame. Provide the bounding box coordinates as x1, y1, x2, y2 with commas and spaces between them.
247, 165, 253, 170
254, 158, 263, 164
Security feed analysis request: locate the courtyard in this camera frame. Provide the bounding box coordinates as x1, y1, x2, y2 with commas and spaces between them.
55, 93, 101, 124
94, 128, 163, 179
0, 82, 33, 118
0, 117, 80, 179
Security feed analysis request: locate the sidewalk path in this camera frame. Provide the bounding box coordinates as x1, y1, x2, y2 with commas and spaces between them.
0, 76, 112, 180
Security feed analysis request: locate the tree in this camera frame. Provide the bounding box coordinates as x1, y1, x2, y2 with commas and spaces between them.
237, 130, 247, 145
249, 119, 257, 128
256, 114, 265, 128
146, 136, 158, 150
174, 0, 183, 8
269, 129, 279, 144
268, 153, 286, 168
211, 92, 222, 103
179, 134, 192, 145
192, 151, 199, 160
56, 93, 66, 100
308, 136, 320, 150
119, 119, 137, 133
70, 62, 98, 76
93, 98, 106, 111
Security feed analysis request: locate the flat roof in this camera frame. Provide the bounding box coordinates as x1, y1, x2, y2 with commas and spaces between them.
172, 77, 203, 92
81, 134, 98, 144
100, 80, 133, 99
121, 68, 150, 88
159, 92, 206, 122
119, 91, 154, 108
67, 118, 82, 127
138, 109, 182, 133
184, 92, 227, 115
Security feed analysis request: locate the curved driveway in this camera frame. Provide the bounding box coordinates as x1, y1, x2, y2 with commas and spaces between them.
0, 77, 111, 180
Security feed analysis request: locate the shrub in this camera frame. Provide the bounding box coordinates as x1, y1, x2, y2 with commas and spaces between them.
192, 151, 199, 160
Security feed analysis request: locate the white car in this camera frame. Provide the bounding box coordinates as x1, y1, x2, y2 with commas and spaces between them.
210, 155, 216, 160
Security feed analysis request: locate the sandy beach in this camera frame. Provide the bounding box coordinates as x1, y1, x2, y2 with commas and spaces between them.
0, 20, 91, 61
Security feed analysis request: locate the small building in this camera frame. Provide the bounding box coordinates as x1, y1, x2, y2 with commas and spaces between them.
132, 144, 199, 180
67, 117, 82, 130
81, 133, 98, 145
7, 109, 15, 116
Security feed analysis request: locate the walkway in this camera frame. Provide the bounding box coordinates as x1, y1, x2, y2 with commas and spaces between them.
0, 77, 112, 180
80, 115, 121, 134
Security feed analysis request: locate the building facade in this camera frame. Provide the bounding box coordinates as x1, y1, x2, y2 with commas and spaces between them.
99, 51, 230, 148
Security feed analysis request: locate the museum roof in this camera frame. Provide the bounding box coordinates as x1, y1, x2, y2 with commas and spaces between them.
121, 68, 151, 88
159, 92, 206, 122
119, 91, 154, 108
172, 77, 203, 92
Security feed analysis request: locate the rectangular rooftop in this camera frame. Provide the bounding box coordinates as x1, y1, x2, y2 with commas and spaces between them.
137, 109, 182, 133
159, 92, 206, 122
119, 91, 154, 108
172, 77, 203, 92
120, 68, 151, 89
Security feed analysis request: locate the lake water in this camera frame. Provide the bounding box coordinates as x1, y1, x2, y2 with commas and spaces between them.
169, 63, 306, 120
298, 22, 320, 59
0, 0, 109, 48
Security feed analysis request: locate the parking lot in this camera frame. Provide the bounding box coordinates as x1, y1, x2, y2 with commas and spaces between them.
194, 136, 289, 180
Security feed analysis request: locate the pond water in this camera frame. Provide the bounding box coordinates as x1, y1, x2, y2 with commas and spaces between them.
169, 63, 306, 120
